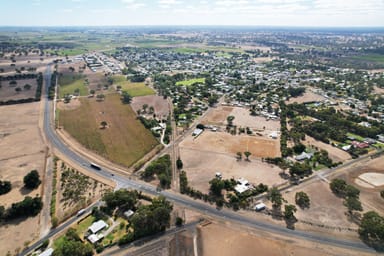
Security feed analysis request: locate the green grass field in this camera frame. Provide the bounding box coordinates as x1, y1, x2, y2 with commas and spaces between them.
351, 54, 384, 63
176, 78, 206, 86
58, 73, 88, 98
60, 94, 158, 167
112, 75, 155, 97
76, 215, 96, 238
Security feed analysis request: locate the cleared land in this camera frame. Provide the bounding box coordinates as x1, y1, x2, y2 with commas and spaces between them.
201, 106, 234, 126
181, 131, 280, 158
0, 78, 38, 101
112, 75, 155, 97
286, 90, 326, 104
197, 222, 369, 256
229, 107, 280, 132
130, 95, 170, 120
59, 93, 158, 167
176, 78, 205, 86
180, 147, 284, 193
0, 102, 46, 255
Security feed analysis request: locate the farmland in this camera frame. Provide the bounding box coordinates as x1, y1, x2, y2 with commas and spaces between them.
59, 93, 158, 167
112, 75, 155, 97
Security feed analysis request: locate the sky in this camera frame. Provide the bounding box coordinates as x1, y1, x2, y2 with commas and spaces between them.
0, 0, 384, 27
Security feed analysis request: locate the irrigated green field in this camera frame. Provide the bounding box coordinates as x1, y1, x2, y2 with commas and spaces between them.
113, 75, 155, 97
176, 78, 206, 86
58, 73, 88, 98
60, 94, 158, 167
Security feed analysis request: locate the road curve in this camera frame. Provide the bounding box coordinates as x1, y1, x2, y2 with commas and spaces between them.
30, 65, 376, 254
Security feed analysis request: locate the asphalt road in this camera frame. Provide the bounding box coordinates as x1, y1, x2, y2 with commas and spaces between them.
21, 66, 377, 255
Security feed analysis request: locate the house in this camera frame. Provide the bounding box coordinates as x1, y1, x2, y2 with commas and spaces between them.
295, 152, 313, 161
235, 178, 251, 194
192, 128, 203, 136
351, 141, 369, 149
123, 209, 135, 219
377, 134, 384, 143
87, 234, 104, 244
364, 138, 376, 145
88, 220, 108, 234
342, 145, 352, 151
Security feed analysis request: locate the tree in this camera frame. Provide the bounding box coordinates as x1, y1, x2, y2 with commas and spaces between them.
329, 178, 347, 197
358, 211, 384, 251
268, 187, 285, 208
7, 196, 43, 219
96, 94, 105, 101
209, 178, 224, 197
236, 152, 242, 160
227, 115, 235, 126
175, 216, 183, 227
53, 229, 93, 256
244, 151, 251, 161
176, 158, 183, 170
149, 106, 155, 114
89, 89, 95, 95
23, 84, 31, 90
345, 196, 363, 213
121, 91, 131, 104
142, 104, 148, 113
381, 190, 384, 199
100, 121, 108, 129
23, 170, 41, 189
284, 204, 297, 220
15, 87, 22, 93
102, 189, 138, 212
0, 180, 12, 195
295, 191, 310, 209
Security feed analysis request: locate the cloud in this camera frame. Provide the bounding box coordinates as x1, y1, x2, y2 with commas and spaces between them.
121, 0, 146, 9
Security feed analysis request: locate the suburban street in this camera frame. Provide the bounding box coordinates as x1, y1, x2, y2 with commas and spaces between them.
20, 65, 377, 255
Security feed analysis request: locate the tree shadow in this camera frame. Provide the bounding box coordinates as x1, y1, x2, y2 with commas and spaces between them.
271, 206, 283, 220
285, 217, 297, 230
19, 186, 33, 196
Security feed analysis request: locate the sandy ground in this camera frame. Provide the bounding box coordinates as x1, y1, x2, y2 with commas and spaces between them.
287, 90, 326, 104
0, 102, 46, 255
197, 221, 372, 256
304, 136, 351, 162
358, 172, 384, 187
180, 147, 284, 194
131, 95, 170, 120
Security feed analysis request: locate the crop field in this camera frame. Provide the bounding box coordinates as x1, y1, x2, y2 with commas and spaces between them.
112, 75, 155, 97
351, 54, 384, 63
176, 78, 206, 86
59, 93, 158, 167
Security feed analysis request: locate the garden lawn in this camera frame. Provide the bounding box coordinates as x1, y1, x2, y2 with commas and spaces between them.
58, 73, 88, 98
113, 75, 155, 97
176, 78, 205, 86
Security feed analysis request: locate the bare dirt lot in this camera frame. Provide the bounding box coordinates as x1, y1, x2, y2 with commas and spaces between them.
131, 95, 170, 120
229, 107, 280, 132
197, 222, 371, 256
181, 131, 280, 159
346, 156, 384, 215
283, 181, 359, 232
287, 90, 326, 104
180, 147, 284, 193
200, 105, 234, 126
0, 102, 46, 255
304, 136, 351, 162
0, 78, 38, 101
